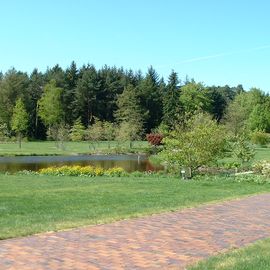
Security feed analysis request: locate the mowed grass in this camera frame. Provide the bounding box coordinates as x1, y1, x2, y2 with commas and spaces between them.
0, 141, 149, 156
255, 147, 270, 161
189, 238, 270, 270
1, 174, 270, 239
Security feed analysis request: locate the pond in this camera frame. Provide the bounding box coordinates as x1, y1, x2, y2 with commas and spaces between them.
0, 154, 163, 173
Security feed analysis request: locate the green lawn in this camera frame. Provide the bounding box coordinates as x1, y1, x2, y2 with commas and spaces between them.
255, 147, 270, 161
1, 174, 270, 239
0, 141, 149, 156
189, 238, 270, 270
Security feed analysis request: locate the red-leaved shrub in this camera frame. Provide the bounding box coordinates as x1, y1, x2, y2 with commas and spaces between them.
146, 133, 163, 146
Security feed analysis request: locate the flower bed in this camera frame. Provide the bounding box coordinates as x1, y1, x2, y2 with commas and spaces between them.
39, 165, 126, 177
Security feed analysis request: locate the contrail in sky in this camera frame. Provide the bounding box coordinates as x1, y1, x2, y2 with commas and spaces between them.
156, 44, 270, 68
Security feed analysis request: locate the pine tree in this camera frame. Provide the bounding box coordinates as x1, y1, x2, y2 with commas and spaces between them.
115, 84, 144, 140
75, 65, 100, 126
138, 66, 163, 132
63, 61, 79, 125
162, 70, 182, 128
26, 68, 45, 139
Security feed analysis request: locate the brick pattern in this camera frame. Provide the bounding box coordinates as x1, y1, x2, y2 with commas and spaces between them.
1, 193, 270, 269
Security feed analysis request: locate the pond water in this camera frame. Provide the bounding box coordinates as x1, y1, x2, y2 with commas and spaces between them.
0, 154, 163, 173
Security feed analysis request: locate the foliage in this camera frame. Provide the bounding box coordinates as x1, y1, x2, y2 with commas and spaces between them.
39, 165, 126, 177
162, 70, 182, 128
115, 84, 145, 140
75, 65, 100, 126
0, 123, 9, 142
253, 160, 270, 177
115, 121, 143, 145
11, 98, 29, 148
158, 113, 226, 174
224, 89, 269, 136
70, 118, 85, 141
146, 133, 163, 146
230, 136, 255, 165
0, 63, 269, 142
86, 118, 103, 141
248, 104, 270, 132
38, 80, 63, 127
250, 130, 270, 146
179, 81, 212, 116
0, 69, 29, 130
102, 121, 115, 141
137, 66, 163, 132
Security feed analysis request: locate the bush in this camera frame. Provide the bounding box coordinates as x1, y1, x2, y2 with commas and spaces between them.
230, 136, 255, 164
251, 131, 269, 146
146, 133, 163, 146
70, 118, 85, 141
39, 165, 126, 177
253, 160, 270, 177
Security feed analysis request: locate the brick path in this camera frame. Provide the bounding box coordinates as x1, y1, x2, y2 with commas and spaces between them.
1, 193, 270, 270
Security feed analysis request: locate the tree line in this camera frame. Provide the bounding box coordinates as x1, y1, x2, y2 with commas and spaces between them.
0, 61, 269, 144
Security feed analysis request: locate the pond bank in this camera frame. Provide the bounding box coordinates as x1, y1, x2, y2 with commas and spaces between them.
0, 154, 163, 173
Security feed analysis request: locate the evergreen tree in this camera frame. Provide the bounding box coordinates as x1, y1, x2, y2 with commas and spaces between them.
138, 66, 163, 132
63, 61, 79, 124
115, 84, 144, 139
97, 66, 125, 122
162, 70, 182, 128
44, 64, 65, 87
75, 65, 100, 126
26, 69, 45, 139
207, 86, 227, 121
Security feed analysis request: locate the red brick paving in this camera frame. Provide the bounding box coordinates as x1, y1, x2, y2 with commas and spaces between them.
1, 193, 270, 269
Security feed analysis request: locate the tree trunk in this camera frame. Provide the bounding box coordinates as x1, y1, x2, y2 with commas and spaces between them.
18, 133, 22, 149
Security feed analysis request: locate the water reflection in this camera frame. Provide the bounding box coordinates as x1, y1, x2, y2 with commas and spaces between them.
0, 155, 163, 173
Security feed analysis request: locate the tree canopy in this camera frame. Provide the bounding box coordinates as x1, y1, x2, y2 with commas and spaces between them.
0, 62, 268, 141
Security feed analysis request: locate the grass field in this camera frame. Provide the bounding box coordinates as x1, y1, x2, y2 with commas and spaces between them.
1, 174, 270, 239
189, 238, 270, 270
0, 141, 149, 156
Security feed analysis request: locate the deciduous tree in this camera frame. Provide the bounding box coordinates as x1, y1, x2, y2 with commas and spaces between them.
11, 98, 29, 148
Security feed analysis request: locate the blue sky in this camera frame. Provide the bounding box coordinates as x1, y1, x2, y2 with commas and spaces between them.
1, 0, 270, 91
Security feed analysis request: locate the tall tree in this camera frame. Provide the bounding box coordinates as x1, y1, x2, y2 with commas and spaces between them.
162, 70, 182, 128
224, 89, 266, 136
179, 81, 212, 116
38, 80, 63, 134
138, 66, 163, 132
63, 61, 79, 124
11, 98, 29, 148
26, 69, 45, 139
115, 84, 144, 139
75, 65, 100, 126
207, 86, 227, 121
44, 64, 65, 87
0, 69, 29, 130
97, 66, 125, 122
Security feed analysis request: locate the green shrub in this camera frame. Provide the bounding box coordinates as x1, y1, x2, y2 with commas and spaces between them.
253, 160, 270, 177
251, 131, 269, 146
